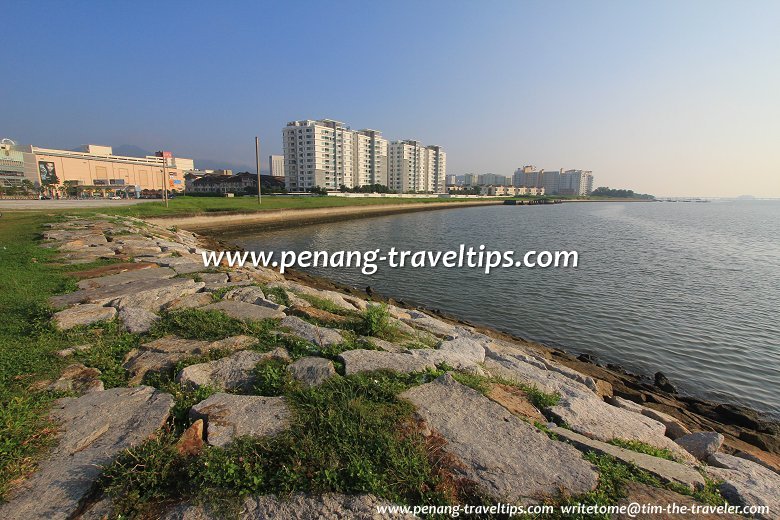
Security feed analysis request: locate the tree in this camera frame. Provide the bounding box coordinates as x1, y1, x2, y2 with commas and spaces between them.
308, 186, 328, 196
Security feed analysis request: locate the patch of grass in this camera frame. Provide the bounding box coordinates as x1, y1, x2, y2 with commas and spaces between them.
263, 286, 290, 307
70, 320, 141, 388
0, 212, 137, 499
608, 438, 679, 462
100, 429, 187, 517
150, 309, 277, 341
294, 293, 353, 316
442, 368, 562, 411
99, 369, 454, 516
355, 303, 396, 339
252, 358, 294, 396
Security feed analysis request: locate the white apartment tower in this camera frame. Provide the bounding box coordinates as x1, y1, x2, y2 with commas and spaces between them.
353, 129, 388, 187
388, 140, 446, 193
268, 155, 285, 177
283, 119, 389, 192
283, 119, 354, 192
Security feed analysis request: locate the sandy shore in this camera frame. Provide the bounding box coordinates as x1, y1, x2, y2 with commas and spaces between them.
148, 200, 502, 233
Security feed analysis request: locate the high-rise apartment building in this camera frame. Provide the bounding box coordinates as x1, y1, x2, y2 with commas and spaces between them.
463, 173, 477, 187
268, 155, 285, 177
478, 173, 510, 186
353, 129, 388, 187
283, 119, 389, 192
513, 165, 593, 195
387, 140, 446, 193
283, 119, 354, 192
559, 169, 594, 196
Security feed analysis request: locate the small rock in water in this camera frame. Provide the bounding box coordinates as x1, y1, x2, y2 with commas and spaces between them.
654, 372, 677, 393
577, 353, 596, 364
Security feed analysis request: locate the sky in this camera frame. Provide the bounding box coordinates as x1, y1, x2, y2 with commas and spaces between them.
2, 0, 779, 197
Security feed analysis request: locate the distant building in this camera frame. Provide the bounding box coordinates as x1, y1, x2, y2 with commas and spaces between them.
387, 140, 446, 193
282, 119, 388, 192
512, 165, 593, 195
268, 155, 285, 177
445, 174, 457, 185
1, 140, 192, 196
463, 173, 477, 186
480, 185, 545, 196
478, 173, 509, 186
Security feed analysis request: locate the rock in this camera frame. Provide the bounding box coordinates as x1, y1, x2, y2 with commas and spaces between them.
176, 419, 204, 456
54, 344, 91, 358
487, 383, 545, 422
359, 336, 405, 353
706, 453, 780, 518
641, 409, 691, 440
47, 363, 103, 393
152, 255, 206, 274
577, 353, 596, 363
53, 304, 116, 330
163, 292, 215, 310
402, 312, 459, 338
551, 427, 706, 491
177, 348, 290, 392
76, 266, 176, 290
410, 336, 486, 369
287, 357, 336, 387
338, 349, 437, 376
547, 395, 697, 463
608, 395, 645, 414
616, 482, 742, 520
675, 431, 724, 461
734, 451, 780, 475
123, 336, 256, 384
280, 316, 344, 347
0, 386, 173, 520
117, 306, 159, 334
163, 493, 416, 520
654, 371, 677, 393
400, 374, 598, 501
289, 305, 350, 324
201, 300, 285, 321
223, 286, 266, 304
190, 393, 290, 447
198, 272, 229, 285
51, 277, 204, 311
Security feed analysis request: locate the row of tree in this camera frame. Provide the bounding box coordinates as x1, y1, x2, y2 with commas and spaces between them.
591, 187, 654, 199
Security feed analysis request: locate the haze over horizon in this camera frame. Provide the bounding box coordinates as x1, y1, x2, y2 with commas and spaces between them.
3, 1, 779, 197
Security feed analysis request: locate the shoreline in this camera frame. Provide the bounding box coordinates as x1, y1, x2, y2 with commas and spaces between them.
194, 222, 780, 468
147, 199, 503, 233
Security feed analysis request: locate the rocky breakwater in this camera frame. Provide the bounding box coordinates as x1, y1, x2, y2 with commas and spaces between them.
2, 214, 778, 519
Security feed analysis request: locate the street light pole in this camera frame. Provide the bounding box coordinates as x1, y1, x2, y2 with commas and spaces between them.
255, 137, 262, 204
161, 153, 169, 208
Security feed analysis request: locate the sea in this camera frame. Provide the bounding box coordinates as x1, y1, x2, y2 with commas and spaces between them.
233, 200, 780, 420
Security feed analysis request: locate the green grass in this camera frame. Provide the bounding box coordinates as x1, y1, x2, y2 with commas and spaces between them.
0, 212, 133, 499
252, 358, 294, 396
100, 369, 456, 518
149, 309, 278, 342
607, 438, 679, 462
446, 369, 562, 411
293, 293, 353, 315
12, 195, 500, 220
537, 452, 725, 519
263, 286, 291, 307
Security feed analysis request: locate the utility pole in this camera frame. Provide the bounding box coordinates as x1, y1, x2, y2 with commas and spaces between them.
161, 153, 169, 208
255, 137, 262, 204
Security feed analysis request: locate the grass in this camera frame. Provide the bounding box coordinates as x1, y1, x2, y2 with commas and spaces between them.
149, 309, 278, 342
0, 212, 135, 499
264, 286, 291, 307
54, 195, 500, 219
100, 369, 458, 518
538, 452, 726, 519
607, 438, 679, 462
447, 369, 562, 411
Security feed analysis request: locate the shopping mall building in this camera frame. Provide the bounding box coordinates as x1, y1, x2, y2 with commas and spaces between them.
0, 139, 194, 197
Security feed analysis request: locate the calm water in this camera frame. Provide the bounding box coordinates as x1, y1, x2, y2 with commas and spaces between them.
234, 201, 780, 419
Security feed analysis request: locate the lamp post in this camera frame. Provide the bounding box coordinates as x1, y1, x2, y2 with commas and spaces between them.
255, 137, 262, 204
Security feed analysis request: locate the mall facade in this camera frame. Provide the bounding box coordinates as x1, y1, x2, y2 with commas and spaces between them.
0, 140, 194, 197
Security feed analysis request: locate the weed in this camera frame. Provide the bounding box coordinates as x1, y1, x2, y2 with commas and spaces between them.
150, 309, 277, 341
355, 303, 395, 338
252, 358, 294, 396
608, 438, 679, 462
264, 286, 290, 307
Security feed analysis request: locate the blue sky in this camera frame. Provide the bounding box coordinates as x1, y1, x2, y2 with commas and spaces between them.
3, 0, 779, 196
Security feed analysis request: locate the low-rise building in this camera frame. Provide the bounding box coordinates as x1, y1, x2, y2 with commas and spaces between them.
188, 172, 285, 195
480, 185, 545, 196
1, 140, 193, 197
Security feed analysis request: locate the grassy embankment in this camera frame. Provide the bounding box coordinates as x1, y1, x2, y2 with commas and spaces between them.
65, 195, 501, 219
0, 211, 721, 518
